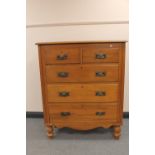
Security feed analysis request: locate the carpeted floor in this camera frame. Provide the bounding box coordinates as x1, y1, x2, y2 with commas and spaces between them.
27, 118, 129, 155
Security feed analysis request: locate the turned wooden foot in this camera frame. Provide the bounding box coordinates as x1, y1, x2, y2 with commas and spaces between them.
46, 126, 54, 138
113, 126, 121, 139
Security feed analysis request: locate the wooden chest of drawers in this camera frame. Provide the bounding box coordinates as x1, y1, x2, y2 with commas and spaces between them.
37, 41, 125, 139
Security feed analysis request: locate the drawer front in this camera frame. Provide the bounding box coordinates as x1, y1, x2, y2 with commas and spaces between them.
43, 45, 81, 64
48, 103, 118, 123
81, 64, 119, 82
46, 65, 80, 83
46, 64, 119, 83
47, 83, 119, 102
83, 47, 120, 63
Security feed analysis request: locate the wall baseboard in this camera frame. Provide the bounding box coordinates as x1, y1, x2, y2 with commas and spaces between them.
26, 112, 129, 119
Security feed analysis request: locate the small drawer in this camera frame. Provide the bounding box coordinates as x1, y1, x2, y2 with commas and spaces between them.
48, 103, 118, 123
47, 83, 119, 102
46, 64, 119, 83
42, 45, 81, 64
83, 46, 120, 63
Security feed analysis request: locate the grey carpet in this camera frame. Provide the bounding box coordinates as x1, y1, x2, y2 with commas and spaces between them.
27, 118, 129, 155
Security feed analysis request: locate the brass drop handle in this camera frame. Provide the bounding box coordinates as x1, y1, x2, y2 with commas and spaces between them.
96, 112, 105, 116
59, 91, 70, 97
96, 72, 106, 77
57, 54, 68, 60
96, 53, 106, 59
96, 91, 106, 96
58, 72, 69, 77
61, 112, 71, 116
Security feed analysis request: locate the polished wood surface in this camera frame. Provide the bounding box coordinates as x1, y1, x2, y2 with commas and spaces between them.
46, 126, 54, 138
43, 45, 81, 64
81, 64, 119, 82
83, 46, 120, 63
46, 64, 119, 83
46, 65, 80, 83
47, 83, 119, 102
114, 126, 121, 139
37, 41, 125, 139
36, 41, 127, 45
48, 104, 118, 123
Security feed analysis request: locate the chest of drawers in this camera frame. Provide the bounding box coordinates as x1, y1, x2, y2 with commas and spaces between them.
37, 41, 125, 139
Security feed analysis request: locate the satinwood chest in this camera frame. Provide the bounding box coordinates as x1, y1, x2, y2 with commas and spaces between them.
37, 41, 125, 139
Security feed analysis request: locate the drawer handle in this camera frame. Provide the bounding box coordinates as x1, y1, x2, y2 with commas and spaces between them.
96, 72, 106, 77
59, 91, 70, 97
58, 72, 69, 77
96, 53, 106, 59
61, 112, 71, 116
96, 91, 106, 96
96, 112, 105, 116
57, 54, 68, 60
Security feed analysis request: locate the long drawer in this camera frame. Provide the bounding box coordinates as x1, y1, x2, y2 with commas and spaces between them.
46, 64, 119, 83
47, 83, 119, 102
48, 103, 119, 123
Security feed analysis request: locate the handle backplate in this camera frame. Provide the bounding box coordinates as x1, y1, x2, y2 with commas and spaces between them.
58, 72, 69, 77
96, 112, 105, 116
96, 53, 106, 59
57, 54, 68, 60
96, 72, 106, 77
96, 91, 106, 96
59, 91, 70, 97
61, 112, 71, 116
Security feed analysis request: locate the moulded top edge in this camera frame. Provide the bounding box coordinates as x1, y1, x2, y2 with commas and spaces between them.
36, 40, 128, 45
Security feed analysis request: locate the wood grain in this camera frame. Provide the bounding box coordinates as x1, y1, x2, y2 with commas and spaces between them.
36, 41, 127, 45
37, 42, 125, 139
81, 64, 119, 82
47, 83, 119, 103
83, 45, 120, 63
43, 45, 81, 64
46, 64, 119, 83
114, 126, 121, 139
48, 104, 118, 123
38, 46, 49, 124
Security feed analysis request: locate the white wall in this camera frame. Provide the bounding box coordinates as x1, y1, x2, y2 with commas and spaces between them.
26, 0, 129, 112
27, 0, 128, 25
